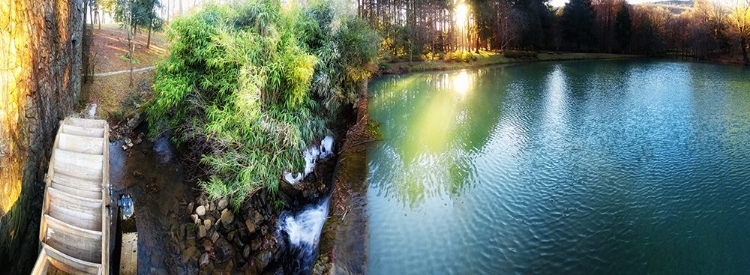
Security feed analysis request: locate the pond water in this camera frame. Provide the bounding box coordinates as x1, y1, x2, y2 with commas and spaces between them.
366, 60, 750, 274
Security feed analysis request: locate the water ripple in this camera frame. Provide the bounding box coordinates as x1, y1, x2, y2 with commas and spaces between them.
367, 60, 750, 275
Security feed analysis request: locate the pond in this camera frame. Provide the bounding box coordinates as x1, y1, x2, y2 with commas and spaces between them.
366, 60, 750, 274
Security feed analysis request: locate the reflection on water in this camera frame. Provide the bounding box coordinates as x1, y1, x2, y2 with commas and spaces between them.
367, 60, 750, 274
368, 69, 496, 208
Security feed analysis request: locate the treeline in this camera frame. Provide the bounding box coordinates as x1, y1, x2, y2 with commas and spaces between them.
359, 0, 750, 62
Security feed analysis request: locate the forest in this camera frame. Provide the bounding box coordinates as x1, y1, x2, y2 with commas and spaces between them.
355, 0, 750, 63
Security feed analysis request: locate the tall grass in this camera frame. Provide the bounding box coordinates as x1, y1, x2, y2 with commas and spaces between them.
147, 0, 379, 208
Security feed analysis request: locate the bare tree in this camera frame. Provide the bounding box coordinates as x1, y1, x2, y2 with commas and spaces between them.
729, 0, 750, 64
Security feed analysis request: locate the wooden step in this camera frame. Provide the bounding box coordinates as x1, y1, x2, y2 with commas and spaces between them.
47, 187, 102, 231
57, 133, 105, 155
51, 172, 102, 193
64, 117, 107, 129
41, 243, 101, 275
50, 181, 102, 200
61, 124, 105, 138
52, 149, 103, 181
43, 214, 102, 263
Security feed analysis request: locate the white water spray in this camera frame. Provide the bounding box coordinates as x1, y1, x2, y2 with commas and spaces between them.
277, 196, 330, 272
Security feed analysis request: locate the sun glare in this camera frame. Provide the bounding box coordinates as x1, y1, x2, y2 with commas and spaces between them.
455, 3, 468, 28
452, 70, 471, 97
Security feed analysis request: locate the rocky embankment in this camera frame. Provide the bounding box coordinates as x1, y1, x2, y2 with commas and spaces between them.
313, 81, 373, 275
167, 155, 336, 274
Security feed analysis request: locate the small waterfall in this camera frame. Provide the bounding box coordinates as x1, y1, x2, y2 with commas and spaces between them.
277, 196, 330, 274
87, 103, 98, 118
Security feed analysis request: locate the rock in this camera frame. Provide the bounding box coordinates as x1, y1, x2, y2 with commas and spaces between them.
127, 113, 142, 129
196, 205, 206, 216
251, 239, 261, 252
221, 209, 234, 227
242, 245, 250, 259
180, 224, 187, 240
204, 219, 213, 230
191, 214, 200, 224
200, 252, 211, 267
187, 202, 194, 214
254, 250, 273, 271
186, 225, 197, 240
211, 231, 220, 243
214, 237, 234, 263
198, 225, 207, 239
214, 259, 234, 274
201, 238, 213, 251
218, 199, 229, 211
181, 246, 199, 264
253, 210, 264, 225
245, 220, 256, 234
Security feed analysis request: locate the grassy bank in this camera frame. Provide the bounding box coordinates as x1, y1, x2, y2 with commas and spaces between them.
381, 51, 636, 74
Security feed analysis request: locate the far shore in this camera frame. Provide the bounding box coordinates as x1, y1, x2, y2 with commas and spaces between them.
379, 52, 639, 74
379, 51, 750, 75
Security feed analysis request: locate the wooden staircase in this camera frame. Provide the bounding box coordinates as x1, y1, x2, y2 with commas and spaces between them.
32, 117, 111, 275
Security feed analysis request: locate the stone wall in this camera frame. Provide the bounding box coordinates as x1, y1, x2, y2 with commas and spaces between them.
0, 0, 83, 273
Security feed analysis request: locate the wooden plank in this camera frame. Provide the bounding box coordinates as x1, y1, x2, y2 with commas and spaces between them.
119, 232, 138, 275
44, 214, 103, 263
51, 182, 102, 200
31, 249, 50, 275
43, 244, 101, 275
40, 120, 63, 244
47, 188, 102, 231
101, 125, 111, 275
64, 117, 107, 129
58, 133, 104, 155
52, 172, 102, 193
45, 214, 102, 240
61, 124, 105, 138
53, 149, 103, 181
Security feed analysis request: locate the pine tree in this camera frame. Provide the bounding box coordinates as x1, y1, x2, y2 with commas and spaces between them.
560, 0, 595, 50
614, 3, 632, 53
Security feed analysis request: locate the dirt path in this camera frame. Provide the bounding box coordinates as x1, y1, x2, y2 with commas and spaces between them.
94, 66, 155, 77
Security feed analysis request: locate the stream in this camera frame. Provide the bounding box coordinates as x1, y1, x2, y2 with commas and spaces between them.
109, 126, 193, 274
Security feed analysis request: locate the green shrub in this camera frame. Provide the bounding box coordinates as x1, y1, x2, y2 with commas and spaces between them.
148, 0, 378, 208
504, 50, 538, 59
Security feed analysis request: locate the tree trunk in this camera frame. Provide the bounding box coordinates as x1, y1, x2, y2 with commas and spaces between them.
83, 0, 89, 83
147, 17, 153, 49
742, 36, 749, 66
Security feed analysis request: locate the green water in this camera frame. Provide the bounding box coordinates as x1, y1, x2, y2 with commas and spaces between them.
366, 60, 750, 274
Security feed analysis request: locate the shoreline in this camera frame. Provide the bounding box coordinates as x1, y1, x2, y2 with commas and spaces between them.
314, 81, 373, 274
380, 52, 639, 75
380, 52, 750, 75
